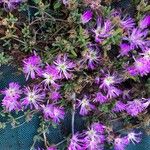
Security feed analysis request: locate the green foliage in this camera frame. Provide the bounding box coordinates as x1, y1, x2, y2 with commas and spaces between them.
0, 52, 12, 66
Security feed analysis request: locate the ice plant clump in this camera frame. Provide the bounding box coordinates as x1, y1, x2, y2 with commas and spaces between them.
81, 10, 93, 24
23, 54, 42, 80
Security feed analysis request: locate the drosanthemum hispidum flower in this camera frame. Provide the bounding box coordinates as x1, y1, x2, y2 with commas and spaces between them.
23, 54, 42, 80
84, 123, 105, 150
1, 82, 22, 99
68, 133, 86, 150
139, 15, 150, 29
94, 91, 107, 104
127, 57, 150, 77
54, 54, 76, 79
1, 82, 22, 111
120, 17, 135, 30
42, 65, 60, 89
81, 45, 100, 69
92, 18, 112, 43
81, 10, 93, 24
124, 28, 149, 50
119, 43, 131, 56
0, 0, 24, 10
113, 101, 126, 112
114, 136, 129, 150
77, 95, 95, 116
22, 85, 45, 109
127, 131, 142, 144
42, 104, 65, 123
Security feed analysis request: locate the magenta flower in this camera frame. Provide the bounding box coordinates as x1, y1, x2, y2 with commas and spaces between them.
100, 72, 122, 91
139, 15, 150, 29
42, 104, 64, 123
68, 133, 86, 150
84, 123, 105, 150
113, 101, 126, 112
81, 10, 93, 24
126, 99, 144, 116
119, 43, 131, 56
2, 97, 21, 112
114, 136, 129, 150
92, 18, 112, 43
47, 146, 57, 150
23, 54, 42, 80
106, 86, 122, 99
127, 132, 142, 144
0, 0, 24, 10
49, 90, 61, 101
22, 85, 45, 109
1, 82, 22, 99
54, 54, 76, 79
42, 65, 60, 88
94, 92, 107, 104
77, 95, 95, 116
124, 28, 148, 50
81, 45, 100, 69
91, 122, 105, 134
127, 57, 149, 76
120, 17, 135, 30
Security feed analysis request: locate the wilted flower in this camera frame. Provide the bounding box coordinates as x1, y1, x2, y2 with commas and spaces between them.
81, 10, 93, 24
127, 132, 142, 144
23, 54, 42, 80
114, 136, 129, 150
139, 15, 150, 29
68, 133, 86, 150
54, 54, 76, 79
77, 95, 95, 116
22, 85, 45, 109
42, 104, 64, 123
92, 18, 112, 43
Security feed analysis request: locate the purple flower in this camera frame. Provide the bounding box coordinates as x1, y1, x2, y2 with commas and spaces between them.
81, 45, 100, 69
139, 15, 150, 29
42, 104, 64, 123
113, 101, 126, 112
92, 18, 112, 43
126, 99, 144, 116
127, 132, 142, 144
100, 72, 122, 91
77, 95, 95, 116
23, 54, 42, 80
22, 85, 45, 109
84, 123, 105, 150
106, 86, 122, 99
42, 65, 60, 88
119, 43, 131, 56
127, 57, 150, 76
91, 122, 105, 134
68, 133, 86, 150
124, 28, 148, 50
114, 136, 129, 150
120, 17, 135, 30
54, 54, 76, 79
0, 0, 24, 10
81, 10, 93, 24
2, 97, 21, 112
47, 146, 57, 150
1, 82, 22, 99
49, 90, 61, 101
94, 92, 107, 104
62, 0, 68, 6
